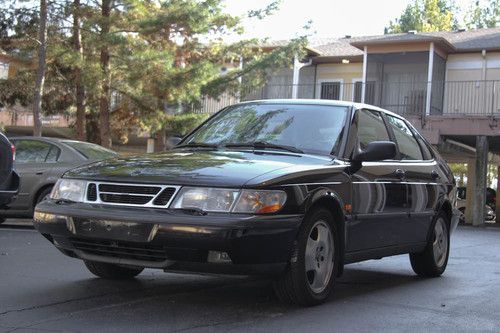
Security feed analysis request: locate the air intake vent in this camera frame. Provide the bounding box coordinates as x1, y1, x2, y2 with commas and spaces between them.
87, 183, 97, 201
152, 187, 177, 206
98, 184, 161, 195
83, 182, 180, 208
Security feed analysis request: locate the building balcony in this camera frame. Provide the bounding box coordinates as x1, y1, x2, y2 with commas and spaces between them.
238, 80, 500, 117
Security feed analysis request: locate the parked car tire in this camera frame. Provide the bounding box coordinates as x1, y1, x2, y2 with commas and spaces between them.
84, 260, 143, 279
35, 187, 53, 206
273, 208, 337, 306
458, 207, 465, 224
409, 211, 450, 277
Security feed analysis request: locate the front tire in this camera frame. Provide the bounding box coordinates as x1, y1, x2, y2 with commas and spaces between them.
409, 211, 450, 277
84, 260, 143, 280
273, 208, 337, 306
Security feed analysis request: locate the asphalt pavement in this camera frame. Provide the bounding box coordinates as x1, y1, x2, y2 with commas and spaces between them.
1, 220, 500, 332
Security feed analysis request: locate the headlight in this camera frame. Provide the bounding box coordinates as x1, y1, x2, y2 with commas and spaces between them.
171, 187, 240, 212
233, 190, 287, 214
50, 179, 87, 202
171, 187, 287, 214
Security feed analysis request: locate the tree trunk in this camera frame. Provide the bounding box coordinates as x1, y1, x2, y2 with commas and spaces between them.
154, 99, 166, 152
154, 130, 166, 152
32, 0, 48, 137
73, 0, 86, 141
99, 0, 112, 148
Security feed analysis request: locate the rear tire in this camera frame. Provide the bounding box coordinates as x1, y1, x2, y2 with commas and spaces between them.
273, 208, 337, 306
409, 211, 450, 277
84, 260, 143, 280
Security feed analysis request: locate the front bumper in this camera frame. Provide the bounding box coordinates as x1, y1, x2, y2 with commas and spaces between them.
34, 200, 303, 276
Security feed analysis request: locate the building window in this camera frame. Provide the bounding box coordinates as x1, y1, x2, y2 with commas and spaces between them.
320, 81, 342, 100
353, 80, 363, 103
0, 62, 9, 79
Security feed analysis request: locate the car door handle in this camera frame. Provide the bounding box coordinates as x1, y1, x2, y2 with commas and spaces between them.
431, 170, 440, 180
394, 169, 406, 179
36, 171, 44, 175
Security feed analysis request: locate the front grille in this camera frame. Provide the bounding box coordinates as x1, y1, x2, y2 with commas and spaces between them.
153, 187, 177, 206
70, 237, 167, 262
99, 193, 151, 205
99, 184, 161, 195
87, 183, 97, 201
84, 182, 180, 208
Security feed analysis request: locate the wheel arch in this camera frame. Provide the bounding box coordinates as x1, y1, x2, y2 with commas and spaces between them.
305, 191, 347, 277
438, 199, 453, 230
32, 183, 55, 209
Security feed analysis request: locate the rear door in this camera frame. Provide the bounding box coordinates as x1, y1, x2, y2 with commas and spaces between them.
385, 115, 438, 243
348, 109, 410, 251
10, 139, 61, 210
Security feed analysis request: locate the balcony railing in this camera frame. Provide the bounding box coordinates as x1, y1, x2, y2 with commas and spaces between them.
194, 80, 500, 117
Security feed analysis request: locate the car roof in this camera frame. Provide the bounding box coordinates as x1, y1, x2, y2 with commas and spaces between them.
10, 136, 67, 142
237, 99, 403, 118
8, 136, 92, 144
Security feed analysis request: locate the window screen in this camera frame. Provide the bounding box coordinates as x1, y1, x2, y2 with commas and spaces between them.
353, 81, 362, 103
386, 115, 423, 160
320, 82, 341, 100
357, 110, 390, 150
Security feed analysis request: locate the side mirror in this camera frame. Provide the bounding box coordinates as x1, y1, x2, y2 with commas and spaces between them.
353, 141, 396, 162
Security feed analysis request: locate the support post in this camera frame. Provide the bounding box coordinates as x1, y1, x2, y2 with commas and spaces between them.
292, 55, 300, 99
496, 166, 500, 221
465, 159, 475, 224
361, 46, 368, 104
292, 55, 312, 99
472, 136, 488, 226
425, 42, 434, 116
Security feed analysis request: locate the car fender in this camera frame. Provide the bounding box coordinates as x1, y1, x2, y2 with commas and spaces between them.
303, 186, 348, 277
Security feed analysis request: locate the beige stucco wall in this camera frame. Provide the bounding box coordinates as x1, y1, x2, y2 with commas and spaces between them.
444, 52, 500, 114
366, 42, 431, 54
316, 63, 363, 100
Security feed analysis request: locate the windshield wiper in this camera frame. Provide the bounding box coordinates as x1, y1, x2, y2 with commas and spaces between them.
224, 141, 304, 154
174, 142, 219, 150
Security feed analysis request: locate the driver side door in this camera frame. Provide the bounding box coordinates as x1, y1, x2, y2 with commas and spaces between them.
347, 109, 410, 252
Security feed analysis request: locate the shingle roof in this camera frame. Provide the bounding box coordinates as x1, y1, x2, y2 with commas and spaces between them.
264, 28, 500, 58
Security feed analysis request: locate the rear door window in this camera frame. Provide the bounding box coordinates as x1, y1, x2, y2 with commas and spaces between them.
15, 140, 60, 163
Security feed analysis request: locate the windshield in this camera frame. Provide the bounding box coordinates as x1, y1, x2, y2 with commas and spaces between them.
183, 103, 348, 155
63, 141, 118, 160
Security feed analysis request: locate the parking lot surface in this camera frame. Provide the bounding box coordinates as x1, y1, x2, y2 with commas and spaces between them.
1, 221, 500, 332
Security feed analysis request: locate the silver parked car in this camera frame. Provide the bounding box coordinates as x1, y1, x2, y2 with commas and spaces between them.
0, 137, 117, 223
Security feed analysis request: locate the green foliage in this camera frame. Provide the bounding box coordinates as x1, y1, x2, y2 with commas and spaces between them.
465, 0, 499, 29
0, 0, 308, 146
164, 113, 209, 136
385, 0, 456, 33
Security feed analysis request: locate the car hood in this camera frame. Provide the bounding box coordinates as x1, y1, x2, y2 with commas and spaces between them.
64, 150, 338, 187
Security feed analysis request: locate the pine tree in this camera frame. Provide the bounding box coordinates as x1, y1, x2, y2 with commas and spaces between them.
385, 0, 456, 33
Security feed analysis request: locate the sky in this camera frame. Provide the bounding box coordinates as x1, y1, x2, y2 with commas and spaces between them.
223, 0, 481, 41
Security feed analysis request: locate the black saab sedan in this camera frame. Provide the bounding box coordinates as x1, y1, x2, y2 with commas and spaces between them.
34, 100, 459, 306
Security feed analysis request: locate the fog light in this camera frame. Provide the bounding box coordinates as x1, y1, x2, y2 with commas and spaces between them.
207, 251, 232, 263
33, 211, 65, 223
